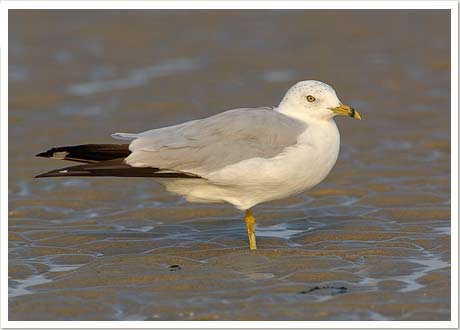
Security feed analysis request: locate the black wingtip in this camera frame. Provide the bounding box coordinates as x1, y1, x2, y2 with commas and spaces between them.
34, 171, 52, 178
34, 170, 72, 178
36, 149, 54, 158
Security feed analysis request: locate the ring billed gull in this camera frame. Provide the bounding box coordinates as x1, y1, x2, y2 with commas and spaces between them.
36, 80, 361, 250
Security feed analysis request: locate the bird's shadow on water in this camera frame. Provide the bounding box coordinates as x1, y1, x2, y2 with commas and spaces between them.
172, 214, 325, 248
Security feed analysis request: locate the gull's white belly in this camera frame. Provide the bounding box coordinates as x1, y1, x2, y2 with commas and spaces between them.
160, 120, 340, 210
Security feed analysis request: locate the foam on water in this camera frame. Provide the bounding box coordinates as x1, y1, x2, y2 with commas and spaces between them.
255, 223, 304, 240
68, 58, 201, 96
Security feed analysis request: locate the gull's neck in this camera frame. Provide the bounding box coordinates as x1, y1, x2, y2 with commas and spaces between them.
276, 104, 332, 125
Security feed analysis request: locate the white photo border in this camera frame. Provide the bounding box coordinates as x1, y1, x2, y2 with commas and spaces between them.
1, 1, 458, 328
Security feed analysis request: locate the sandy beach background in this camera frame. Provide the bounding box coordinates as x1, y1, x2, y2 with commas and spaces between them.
8, 10, 451, 320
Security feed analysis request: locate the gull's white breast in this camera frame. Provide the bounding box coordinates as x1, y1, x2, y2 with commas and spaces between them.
160, 119, 340, 210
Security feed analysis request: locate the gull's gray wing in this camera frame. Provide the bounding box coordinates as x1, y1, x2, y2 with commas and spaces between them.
113, 108, 307, 176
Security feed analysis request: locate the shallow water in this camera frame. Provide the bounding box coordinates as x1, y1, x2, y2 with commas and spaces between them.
8, 10, 451, 320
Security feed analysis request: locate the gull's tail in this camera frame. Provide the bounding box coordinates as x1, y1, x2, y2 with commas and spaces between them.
35, 143, 201, 179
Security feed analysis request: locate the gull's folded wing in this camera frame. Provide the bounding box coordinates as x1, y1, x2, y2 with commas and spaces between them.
115, 108, 307, 177
36, 108, 306, 180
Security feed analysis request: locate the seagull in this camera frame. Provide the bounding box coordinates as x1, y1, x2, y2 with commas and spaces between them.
36, 80, 361, 250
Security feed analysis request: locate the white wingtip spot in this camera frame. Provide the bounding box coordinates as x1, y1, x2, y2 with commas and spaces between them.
52, 151, 69, 160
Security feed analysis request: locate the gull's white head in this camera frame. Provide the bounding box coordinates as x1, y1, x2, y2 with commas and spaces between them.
278, 80, 361, 122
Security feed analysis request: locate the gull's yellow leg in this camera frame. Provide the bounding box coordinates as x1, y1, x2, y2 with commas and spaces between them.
245, 209, 257, 250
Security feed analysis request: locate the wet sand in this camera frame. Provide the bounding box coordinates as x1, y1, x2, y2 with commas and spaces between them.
8, 10, 451, 320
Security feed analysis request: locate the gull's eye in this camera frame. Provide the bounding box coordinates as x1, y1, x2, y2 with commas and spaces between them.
306, 95, 316, 102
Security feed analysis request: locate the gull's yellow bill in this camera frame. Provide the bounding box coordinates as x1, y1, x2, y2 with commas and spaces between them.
331, 103, 361, 120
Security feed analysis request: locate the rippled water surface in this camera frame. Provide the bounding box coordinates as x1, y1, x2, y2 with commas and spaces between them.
9, 10, 451, 320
